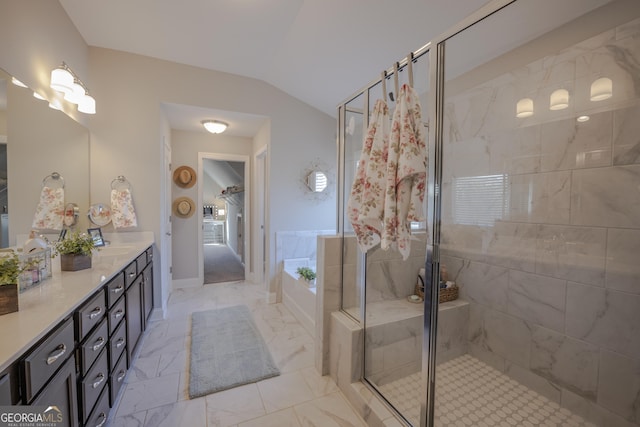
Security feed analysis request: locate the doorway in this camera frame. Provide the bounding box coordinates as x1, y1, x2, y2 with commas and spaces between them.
199, 153, 250, 284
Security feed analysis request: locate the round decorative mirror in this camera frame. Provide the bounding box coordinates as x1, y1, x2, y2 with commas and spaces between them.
306, 171, 328, 193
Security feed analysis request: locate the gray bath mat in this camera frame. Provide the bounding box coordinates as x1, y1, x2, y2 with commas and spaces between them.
189, 305, 280, 398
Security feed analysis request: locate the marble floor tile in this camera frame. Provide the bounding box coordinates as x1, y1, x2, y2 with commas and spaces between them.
257, 371, 316, 413
112, 281, 354, 427
143, 398, 207, 427
293, 392, 367, 427
205, 383, 266, 427
237, 408, 302, 427
117, 372, 181, 415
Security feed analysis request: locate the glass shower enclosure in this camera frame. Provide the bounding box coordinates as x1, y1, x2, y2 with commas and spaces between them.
337, 0, 640, 426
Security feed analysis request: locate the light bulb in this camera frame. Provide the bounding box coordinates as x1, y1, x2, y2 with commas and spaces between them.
516, 98, 534, 118
550, 89, 569, 110
590, 77, 612, 101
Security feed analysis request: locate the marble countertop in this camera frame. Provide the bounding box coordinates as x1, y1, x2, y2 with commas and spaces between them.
0, 231, 154, 372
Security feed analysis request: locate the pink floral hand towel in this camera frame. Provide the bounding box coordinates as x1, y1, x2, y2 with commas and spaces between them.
110, 188, 138, 229
32, 186, 64, 230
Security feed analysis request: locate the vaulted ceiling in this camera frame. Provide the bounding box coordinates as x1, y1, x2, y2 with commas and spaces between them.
58, 0, 492, 133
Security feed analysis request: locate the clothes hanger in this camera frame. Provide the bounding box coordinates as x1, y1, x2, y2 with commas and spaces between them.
381, 71, 387, 103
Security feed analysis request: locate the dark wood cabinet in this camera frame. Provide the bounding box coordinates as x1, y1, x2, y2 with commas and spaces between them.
125, 275, 143, 366
7, 245, 153, 427
31, 355, 78, 427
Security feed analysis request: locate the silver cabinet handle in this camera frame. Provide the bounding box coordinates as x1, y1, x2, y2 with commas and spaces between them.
128, 271, 135, 278
92, 372, 105, 389
114, 309, 124, 320
95, 412, 107, 427
92, 336, 105, 352
46, 344, 66, 365
112, 285, 124, 294
116, 369, 126, 382
115, 337, 125, 349
89, 307, 102, 319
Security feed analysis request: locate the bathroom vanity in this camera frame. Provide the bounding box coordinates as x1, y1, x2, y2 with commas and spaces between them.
0, 232, 154, 426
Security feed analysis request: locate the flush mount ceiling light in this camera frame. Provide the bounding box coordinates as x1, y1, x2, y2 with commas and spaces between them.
202, 120, 228, 134
50, 62, 96, 114
550, 89, 569, 110
516, 98, 534, 118
577, 115, 590, 123
590, 77, 613, 101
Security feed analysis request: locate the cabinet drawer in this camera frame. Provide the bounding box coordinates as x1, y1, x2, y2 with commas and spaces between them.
76, 289, 106, 340
80, 348, 108, 423
146, 247, 153, 263
136, 252, 147, 272
86, 385, 110, 427
124, 262, 137, 288
23, 317, 75, 402
108, 296, 126, 336
79, 318, 108, 377
109, 352, 127, 407
106, 272, 125, 308
109, 320, 127, 372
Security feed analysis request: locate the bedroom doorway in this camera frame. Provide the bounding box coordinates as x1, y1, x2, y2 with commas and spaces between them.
200, 154, 249, 284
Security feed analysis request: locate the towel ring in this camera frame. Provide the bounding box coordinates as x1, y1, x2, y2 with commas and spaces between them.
111, 175, 131, 191
42, 172, 65, 189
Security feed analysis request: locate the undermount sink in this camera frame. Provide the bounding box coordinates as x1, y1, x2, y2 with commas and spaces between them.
95, 246, 133, 257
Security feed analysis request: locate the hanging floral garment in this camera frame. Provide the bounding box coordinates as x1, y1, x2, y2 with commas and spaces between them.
382, 84, 427, 260
347, 99, 390, 252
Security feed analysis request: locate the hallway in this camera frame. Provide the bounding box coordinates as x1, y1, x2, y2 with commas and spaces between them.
110, 281, 366, 427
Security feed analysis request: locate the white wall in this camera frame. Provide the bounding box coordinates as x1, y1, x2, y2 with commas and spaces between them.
170, 130, 251, 280
0, 0, 337, 309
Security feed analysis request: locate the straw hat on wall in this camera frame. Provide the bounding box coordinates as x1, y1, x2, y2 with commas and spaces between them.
173, 165, 196, 188
173, 197, 196, 218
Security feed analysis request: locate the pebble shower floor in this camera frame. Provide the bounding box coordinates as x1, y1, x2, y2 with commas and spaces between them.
378, 354, 597, 426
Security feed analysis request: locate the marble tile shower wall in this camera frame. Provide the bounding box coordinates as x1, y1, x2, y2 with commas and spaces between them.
439, 17, 640, 426
341, 234, 428, 308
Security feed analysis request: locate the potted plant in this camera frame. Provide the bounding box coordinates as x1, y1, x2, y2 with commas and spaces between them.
296, 266, 316, 286
0, 251, 22, 315
54, 231, 96, 271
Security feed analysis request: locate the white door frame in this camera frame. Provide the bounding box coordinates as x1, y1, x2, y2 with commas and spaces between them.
253, 146, 268, 286
198, 152, 251, 284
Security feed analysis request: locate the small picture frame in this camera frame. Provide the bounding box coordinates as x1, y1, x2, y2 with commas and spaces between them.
58, 229, 67, 242
87, 228, 105, 247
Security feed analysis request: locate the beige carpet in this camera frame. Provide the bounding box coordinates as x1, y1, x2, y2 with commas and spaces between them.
204, 244, 245, 284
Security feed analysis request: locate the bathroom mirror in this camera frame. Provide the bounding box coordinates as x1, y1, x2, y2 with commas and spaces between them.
0, 68, 90, 247
306, 170, 328, 193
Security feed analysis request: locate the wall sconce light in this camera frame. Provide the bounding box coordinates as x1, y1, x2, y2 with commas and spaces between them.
516, 98, 534, 118
11, 77, 27, 88
202, 120, 228, 134
33, 92, 46, 101
590, 77, 612, 101
550, 89, 569, 110
50, 62, 96, 114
